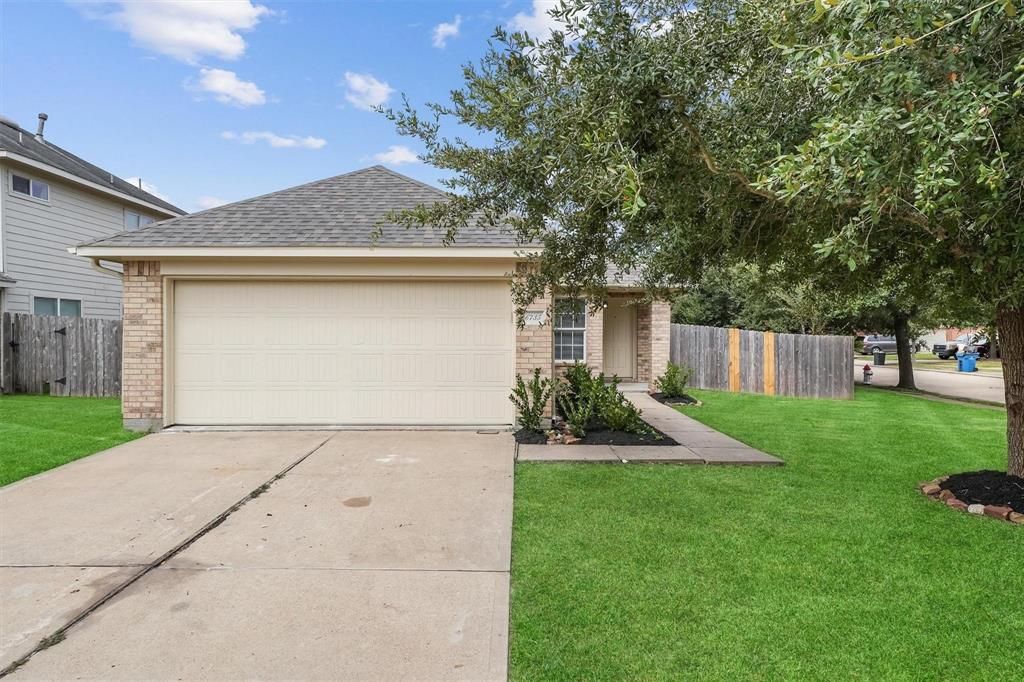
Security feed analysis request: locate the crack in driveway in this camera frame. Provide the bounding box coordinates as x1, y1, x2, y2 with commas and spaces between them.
0, 433, 337, 678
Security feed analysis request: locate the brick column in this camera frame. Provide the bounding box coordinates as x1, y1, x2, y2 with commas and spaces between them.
585, 304, 604, 373
636, 300, 671, 388
515, 286, 554, 418
122, 261, 163, 431
649, 300, 671, 390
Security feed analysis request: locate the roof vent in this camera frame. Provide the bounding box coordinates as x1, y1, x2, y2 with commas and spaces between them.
35, 113, 48, 141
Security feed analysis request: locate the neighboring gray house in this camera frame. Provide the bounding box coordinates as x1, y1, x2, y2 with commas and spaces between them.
0, 113, 184, 320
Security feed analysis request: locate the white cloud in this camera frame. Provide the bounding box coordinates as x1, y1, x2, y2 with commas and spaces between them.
197, 196, 228, 209
220, 130, 327, 149
85, 1, 271, 64
373, 145, 419, 165
194, 68, 266, 106
432, 15, 462, 48
342, 71, 394, 111
508, 1, 565, 40
123, 176, 172, 202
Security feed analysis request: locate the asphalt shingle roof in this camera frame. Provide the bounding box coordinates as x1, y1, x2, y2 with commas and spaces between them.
82, 166, 525, 248
0, 117, 184, 216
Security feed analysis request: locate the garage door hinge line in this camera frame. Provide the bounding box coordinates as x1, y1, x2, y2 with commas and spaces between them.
0, 433, 338, 679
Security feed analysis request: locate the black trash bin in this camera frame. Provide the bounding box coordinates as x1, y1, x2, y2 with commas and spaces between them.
873, 351, 886, 365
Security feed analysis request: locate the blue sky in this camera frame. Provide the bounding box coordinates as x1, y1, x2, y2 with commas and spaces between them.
0, 1, 562, 212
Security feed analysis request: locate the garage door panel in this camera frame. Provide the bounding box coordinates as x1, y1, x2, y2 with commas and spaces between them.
173, 280, 514, 425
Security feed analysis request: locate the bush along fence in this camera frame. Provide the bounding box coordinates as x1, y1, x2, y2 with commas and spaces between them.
0, 312, 122, 397
670, 323, 853, 399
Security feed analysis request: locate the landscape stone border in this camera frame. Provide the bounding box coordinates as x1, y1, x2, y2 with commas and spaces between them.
919, 477, 1024, 525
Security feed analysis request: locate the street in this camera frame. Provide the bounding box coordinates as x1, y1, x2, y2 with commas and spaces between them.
854, 361, 1005, 404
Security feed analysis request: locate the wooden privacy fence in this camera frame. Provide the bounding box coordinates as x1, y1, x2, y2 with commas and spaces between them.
670, 324, 853, 399
1, 313, 122, 397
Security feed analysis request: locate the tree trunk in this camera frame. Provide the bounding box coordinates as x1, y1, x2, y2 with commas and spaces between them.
893, 311, 916, 390
996, 304, 1024, 478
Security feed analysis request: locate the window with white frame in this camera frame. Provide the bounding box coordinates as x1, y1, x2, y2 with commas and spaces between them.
11, 173, 49, 201
124, 210, 155, 231
553, 298, 587, 362
33, 297, 81, 317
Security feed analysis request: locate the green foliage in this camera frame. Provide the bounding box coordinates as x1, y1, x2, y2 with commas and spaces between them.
655, 363, 692, 399
509, 368, 553, 432
556, 363, 602, 436
596, 382, 651, 435
557, 364, 650, 435
556, 363, 595, 419
383, 0, 1023, 470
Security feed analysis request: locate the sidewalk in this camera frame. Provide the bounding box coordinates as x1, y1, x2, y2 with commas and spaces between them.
517, 393, 783, 466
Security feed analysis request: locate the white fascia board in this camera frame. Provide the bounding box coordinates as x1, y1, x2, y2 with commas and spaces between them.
70, 245, 542, 260
0, 151, 183, 218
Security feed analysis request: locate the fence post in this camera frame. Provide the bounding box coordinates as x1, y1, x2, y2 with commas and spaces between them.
0, 313, 10, 394
763, 331, 776, 396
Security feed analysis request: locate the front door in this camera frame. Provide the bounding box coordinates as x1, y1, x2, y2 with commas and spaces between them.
603, 300, 636, 380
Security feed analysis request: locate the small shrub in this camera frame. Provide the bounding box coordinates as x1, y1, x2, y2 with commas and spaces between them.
509, 368, 552, 432
556, 362, 593, 417
597, 382, 652, 435
555, 363, 603, 437
656, 362, 692, 399
562, 387, 597, 437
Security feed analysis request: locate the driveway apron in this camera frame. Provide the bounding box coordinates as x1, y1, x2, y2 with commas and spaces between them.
3, 430, 514, 680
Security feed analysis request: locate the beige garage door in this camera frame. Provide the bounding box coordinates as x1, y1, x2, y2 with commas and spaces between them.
172, 280, 515, 425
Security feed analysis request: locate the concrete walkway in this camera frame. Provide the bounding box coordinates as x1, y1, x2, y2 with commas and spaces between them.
2, 431, 513, 680
518, 393, 783, 466
854, 361, 1006, 404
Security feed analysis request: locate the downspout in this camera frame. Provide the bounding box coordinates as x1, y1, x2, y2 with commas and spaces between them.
66, 247, 123, 280
89, 257, 123, 280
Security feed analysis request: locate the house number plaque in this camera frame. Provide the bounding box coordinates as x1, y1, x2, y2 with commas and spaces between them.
523, 310, 544, 326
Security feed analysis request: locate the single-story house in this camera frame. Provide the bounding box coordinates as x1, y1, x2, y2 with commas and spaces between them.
71, 166, 670, 431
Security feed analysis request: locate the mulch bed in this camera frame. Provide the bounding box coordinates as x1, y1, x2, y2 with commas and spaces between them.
577, 424, 678, 446
919, 470, 1024, 524
514, 422, 679, 447
650, 392, 700, 406
940, 470, 1024, 513
514, 428, 548, 445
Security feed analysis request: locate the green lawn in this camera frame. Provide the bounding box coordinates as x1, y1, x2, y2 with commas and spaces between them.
0, 395, 142, 486
510, 388, 1024, 680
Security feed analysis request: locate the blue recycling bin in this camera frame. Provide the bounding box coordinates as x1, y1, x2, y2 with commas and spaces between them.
957, 352, 979, 373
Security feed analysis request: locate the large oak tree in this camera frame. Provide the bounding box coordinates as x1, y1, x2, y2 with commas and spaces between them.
385, 0, 1024, 475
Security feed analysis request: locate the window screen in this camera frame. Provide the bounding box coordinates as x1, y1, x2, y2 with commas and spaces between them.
553, 298, 586, 362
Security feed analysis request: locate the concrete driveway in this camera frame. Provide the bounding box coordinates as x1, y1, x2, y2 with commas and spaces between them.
1, 430, 513, 680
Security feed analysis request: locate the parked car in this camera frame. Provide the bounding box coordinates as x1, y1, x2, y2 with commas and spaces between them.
933, 333, 991, 360
856, 331, 921, 352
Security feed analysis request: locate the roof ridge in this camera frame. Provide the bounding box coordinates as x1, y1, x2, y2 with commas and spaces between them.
89, 166, 385, 245
369, 164, 450, 199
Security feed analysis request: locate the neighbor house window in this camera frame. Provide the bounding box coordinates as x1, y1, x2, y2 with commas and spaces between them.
553, 298, 587, 362
124, 211, 155, 231
12, 173, 49, 201
33, 297, 81, 317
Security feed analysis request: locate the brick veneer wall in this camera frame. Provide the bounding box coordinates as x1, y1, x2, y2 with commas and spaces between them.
636, 299, 671, 387
122, 261, 163, 431
515, 285, 554, 417
648, 300, 671, 389
585, 305, 604, 372
637, 303, 652, 382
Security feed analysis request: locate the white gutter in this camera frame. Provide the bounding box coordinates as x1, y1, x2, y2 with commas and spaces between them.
0, 151, 183, 218
70, 245, 541, 260
89, 257, 123, 280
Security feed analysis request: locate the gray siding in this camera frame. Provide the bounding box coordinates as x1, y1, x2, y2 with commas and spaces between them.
0, 163, 139, 320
